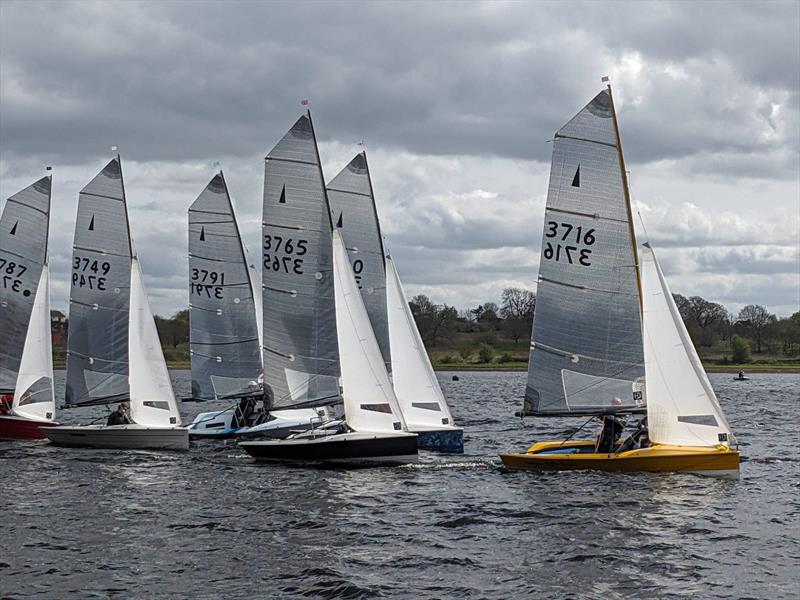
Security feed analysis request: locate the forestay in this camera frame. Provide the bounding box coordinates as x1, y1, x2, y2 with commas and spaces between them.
525, 89, 645, 415
262, 113, 340, 410
641, 245, 733, 447
0, 177, 51, 394
386, 255, 454, 428
66, 158, 133, 406
327, 152, 391, 373
188, 173, 262, 400
129, 257, 181, 427
333, 232, 405, 433
12, 266, 56, 422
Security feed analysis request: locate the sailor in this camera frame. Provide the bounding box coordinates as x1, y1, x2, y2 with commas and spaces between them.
233, 395, 258, 428
619, 417, 650, 452
595, 396, 625, 453
0, 393, 11, 415
738, 370, 745, 379
107, 403, 132, 426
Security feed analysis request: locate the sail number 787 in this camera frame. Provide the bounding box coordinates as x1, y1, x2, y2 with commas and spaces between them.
544, 221, 596, 266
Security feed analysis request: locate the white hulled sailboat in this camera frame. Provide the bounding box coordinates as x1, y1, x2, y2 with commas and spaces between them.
42, 157, 188, 450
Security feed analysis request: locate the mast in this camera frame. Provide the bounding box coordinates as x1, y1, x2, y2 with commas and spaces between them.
607, 84, 642, 312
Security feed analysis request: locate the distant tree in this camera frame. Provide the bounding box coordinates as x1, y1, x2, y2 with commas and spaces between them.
477, 343, 496, 364
737, 304, 773, 353
155, 310, 190, 348
409, 294, 458, 347
501, 287, 536, 343
731, 335, 751, 363
672, 294, 728, 347
500, 288, 536, 319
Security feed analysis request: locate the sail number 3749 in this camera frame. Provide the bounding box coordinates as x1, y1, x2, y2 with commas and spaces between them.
544, 221, 596, 266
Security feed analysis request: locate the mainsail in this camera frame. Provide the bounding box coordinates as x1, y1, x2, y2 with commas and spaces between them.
262, 112, 340, 410
386, 255, 454, 428
641, 244, 733, 447
326, 152, 391, 373
188, 173, 262, 400
0, 177, 52, 394
333, 231, 405, 433
66, 158, 133, 406
525, 88, 645, 415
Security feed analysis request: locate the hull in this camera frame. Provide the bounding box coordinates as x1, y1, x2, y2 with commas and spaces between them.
500, 441, 740, 479
42, 424, 189, 451
239, 431, 418, 466
188, 410, 322, 439
0, 415, 59, 440
411, 426, 464, 453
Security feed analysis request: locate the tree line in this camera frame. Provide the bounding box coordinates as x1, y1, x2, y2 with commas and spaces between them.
51, 289, 800, 365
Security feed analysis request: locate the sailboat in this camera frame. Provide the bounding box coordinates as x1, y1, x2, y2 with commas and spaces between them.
0, 176, 59, 439
499, 86, 739, 478
185, 172, 323, 438
42, 157, 188, 450
239, 113, 418, 465
327, 153, 463, 452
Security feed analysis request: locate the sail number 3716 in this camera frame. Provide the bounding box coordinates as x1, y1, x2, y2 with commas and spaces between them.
544, 221, 596, 266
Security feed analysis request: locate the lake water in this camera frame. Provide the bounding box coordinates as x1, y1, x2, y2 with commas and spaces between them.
1, 371, 798, 599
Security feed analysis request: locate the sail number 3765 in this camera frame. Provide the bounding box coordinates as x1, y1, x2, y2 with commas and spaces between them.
263, 235, 308, 275
544, 221, 596, 266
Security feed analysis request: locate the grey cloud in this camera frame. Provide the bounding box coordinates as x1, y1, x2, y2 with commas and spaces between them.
1, 1, 797, 181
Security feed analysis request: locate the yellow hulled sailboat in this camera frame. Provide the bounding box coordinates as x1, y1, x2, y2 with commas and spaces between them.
499, 85, 739, 478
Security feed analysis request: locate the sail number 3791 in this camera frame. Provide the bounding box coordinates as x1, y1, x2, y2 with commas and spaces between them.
544, 221, 596, 266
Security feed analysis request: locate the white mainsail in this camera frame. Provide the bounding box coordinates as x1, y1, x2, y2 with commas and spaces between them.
12, 265, 55, 422
385, 255, 454, 429
641, 244, 733, 447
333, 231, 406, 433
128, 257, 181, 427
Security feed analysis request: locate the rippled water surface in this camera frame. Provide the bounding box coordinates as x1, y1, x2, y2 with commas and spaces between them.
2, 371, 798, 599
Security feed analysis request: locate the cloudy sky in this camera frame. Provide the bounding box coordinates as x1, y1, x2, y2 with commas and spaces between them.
1, 0, 798, 318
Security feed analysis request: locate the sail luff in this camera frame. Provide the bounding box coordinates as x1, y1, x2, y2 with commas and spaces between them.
607, 85, 642, 312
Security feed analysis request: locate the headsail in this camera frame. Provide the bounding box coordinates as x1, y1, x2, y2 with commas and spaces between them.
386, 255, 454, 428
525, 88, 645, 415
641, 244, 733, 447
262, 113, 340, 410
327, 152, 391, 373
66, 158, 133, 406
12, 265, 55, 422
188, 173, 262, 400
333, 231, 405, 433
0, 176, 51, 394
129, 257, 181, 427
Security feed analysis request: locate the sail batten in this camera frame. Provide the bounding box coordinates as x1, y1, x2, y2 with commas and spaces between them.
262, 113, 341, 410
525, 89, 645, 416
